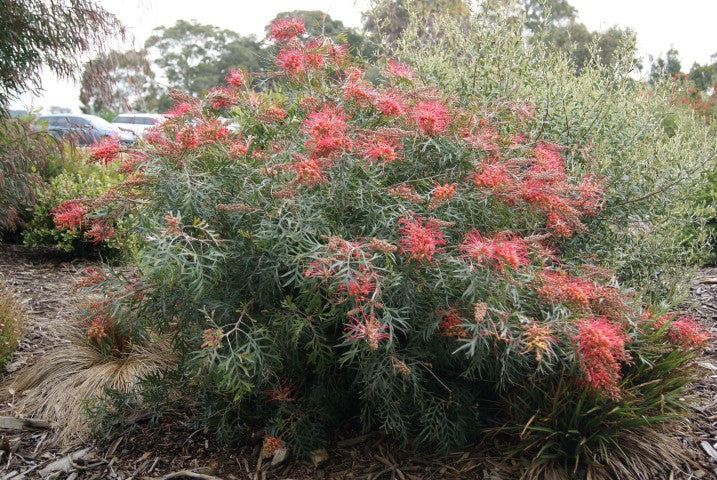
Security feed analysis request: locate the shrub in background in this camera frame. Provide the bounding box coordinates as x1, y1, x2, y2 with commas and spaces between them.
394, 8, 717, 299
0, 117, 61, 234
0, 285, 24, 370
68, 18, 714, 479
23, 146, 124, 254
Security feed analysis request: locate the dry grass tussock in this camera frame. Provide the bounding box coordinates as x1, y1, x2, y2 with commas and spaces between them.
519, 425, 690, 480
3, 320, 175, 443
0, 284, 25, 370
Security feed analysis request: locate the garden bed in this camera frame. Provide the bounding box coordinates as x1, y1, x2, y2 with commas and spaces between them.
1, 244, 716, 479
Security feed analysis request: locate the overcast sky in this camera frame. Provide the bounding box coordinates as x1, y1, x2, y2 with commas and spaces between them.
10, 0, 717, 113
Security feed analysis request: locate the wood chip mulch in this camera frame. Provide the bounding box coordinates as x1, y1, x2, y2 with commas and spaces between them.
1, 243, 716, 479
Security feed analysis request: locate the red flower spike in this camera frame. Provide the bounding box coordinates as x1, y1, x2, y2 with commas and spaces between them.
269, 17, 305, 42
398, 215, 446, 262
460, 230, 530, 270
669, 315, 711, 349
574, 317, 630, 400
88, 136, 122, 165
412, 100, 450, 136
51, 200, 86, 230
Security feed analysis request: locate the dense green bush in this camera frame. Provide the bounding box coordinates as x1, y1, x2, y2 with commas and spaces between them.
23, 148, 124, 253
394, 8, 717, 297
76, 17, 713, 478
0, 117, 61, 234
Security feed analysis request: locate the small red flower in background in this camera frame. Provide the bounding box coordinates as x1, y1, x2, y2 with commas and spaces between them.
260, 105, 288, 123
345, 310, 390, 350
373, 91, 408, 117
669, 315, 711, 349
428, 182, 457, 209
89, 136, 122, 165
87, 316, 108, 342
51, 200, 86, 230
386, 58, 415, 81
398, 215, 446, 262
269, 17, 305, 42
438, 307, 469, 338
225, 68, 246, 88
388, 184, 423, 204
574, 317, 630, 400
207, 85, 237, 109
261, 435, 284, 457
264, 380, 296, 403
358, 134, 403, 166
412, 100, 450, 136
177, 125, 199, 150
460, 230, 530, 270
536, 269, 596, 308
201, 328, 223, 349
84, 220, 115, 244
164, 101, 195, 118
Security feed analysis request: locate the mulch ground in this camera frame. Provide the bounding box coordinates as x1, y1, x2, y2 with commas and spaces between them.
1, 243, 716, 480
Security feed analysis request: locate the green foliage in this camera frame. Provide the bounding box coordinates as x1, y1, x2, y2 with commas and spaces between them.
0, 286, 24, 370
23, 149, 124, 253
0, 0, 123, 113
0, 117, 62, 232
394, 7, 717, 298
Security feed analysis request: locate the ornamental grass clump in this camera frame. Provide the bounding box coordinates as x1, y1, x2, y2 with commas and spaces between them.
74, 18, 711, 478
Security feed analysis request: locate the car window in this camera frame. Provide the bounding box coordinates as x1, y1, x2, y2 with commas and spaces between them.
136, 117, 158, 125
88, 116, 116, 129
38, 117, 63, 127
67, 117, 90, 126
113, 116, 134, 124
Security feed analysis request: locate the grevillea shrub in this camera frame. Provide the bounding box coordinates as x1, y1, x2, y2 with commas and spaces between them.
22, 146, 124, 253
81, 18, 711, 475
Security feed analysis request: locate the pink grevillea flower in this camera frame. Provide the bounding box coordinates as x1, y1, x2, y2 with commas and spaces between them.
536, 269, 596, 309
397, 215, 446, 262
345, 311, 389, 350
261, 436, 285, 458
438, 307, 469, 338
412, 100, 450, 136
275, 47, 305, 76
51, 200, 86, 230
428, 182, 457, 209
574, 317, 630, 400
358, 134, 403, 166
84, 220, 115, 244
88, 136, 122, 165
460, 230, 530, 270
164, 101, 195, 118
386, 58, 415, 80
269, 17, 305, 42
473, 161, 513, 189
373, 91, 408, 116
669, 315, 712, 349
225, 68, 246, 88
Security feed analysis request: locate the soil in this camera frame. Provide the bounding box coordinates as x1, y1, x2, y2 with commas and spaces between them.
1, 243, 716, 480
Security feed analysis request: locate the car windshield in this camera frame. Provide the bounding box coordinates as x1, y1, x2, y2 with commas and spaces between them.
88, 116, 116, 129
113, 116, 134, 124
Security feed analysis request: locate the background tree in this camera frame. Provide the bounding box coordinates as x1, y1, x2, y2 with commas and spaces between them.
79, 49, 161, 115
519, 0, 576, 33
649, 48, 682, 84
688, 54, 717, 91
362, 0, 470, 47
145, 20, 262, 97
0, 0, 123, 113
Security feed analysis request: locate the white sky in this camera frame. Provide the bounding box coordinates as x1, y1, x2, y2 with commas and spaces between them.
9, 0, 717, 113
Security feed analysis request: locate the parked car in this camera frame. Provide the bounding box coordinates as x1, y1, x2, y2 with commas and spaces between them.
37, 114, 135, 146
112, 113, 166, 138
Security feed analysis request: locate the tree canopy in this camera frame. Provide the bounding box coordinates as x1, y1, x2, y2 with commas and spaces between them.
0, 0, 123, 112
